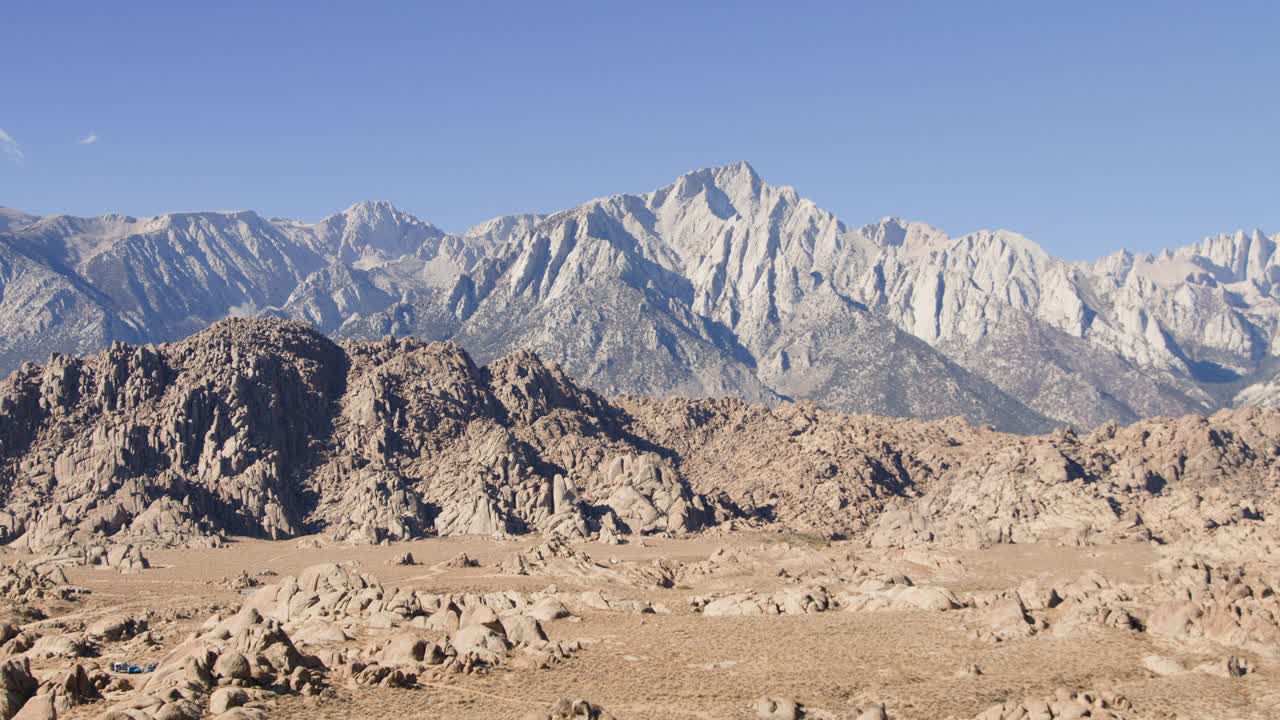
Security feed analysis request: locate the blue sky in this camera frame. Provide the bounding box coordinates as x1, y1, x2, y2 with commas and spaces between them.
1, 1, 1276, 259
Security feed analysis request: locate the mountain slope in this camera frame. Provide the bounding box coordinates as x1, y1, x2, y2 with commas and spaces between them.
1, 165, 1278, 432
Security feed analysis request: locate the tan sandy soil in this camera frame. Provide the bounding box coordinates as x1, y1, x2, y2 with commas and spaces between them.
8, 533, 1272, 720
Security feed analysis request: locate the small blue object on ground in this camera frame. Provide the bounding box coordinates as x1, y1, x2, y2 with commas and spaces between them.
111, 662, 158, 674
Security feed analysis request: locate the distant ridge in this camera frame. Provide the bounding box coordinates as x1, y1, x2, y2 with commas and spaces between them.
2, 162, 1278, 431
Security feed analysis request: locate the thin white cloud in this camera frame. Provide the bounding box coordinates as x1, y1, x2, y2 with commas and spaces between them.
0, 128, 22, 164
79, 132, 99, 145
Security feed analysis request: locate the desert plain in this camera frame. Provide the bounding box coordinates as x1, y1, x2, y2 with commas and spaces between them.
2, 529, 1276, 720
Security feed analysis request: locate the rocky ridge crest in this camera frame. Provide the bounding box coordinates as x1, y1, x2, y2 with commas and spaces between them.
0, 319, 1277, 555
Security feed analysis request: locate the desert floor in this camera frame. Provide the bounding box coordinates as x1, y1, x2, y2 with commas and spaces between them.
12, 533, 1275, 720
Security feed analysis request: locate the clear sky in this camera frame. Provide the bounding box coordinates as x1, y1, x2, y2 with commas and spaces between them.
1, 1, 1276, 259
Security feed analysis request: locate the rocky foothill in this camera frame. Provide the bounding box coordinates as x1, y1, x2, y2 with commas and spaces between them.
0, 319, 1277, 718
0, 318, 1276, 559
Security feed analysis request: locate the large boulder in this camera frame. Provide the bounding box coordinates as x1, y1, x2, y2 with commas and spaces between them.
0, 659, 37, 720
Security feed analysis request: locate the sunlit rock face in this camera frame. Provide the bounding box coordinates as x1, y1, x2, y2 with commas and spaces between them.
3, 163, 1279, 431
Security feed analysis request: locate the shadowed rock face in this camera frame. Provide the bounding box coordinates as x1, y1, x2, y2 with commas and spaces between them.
4, 165, 1280, 434
1, 318, 1278, 553
0, 319, 347, 549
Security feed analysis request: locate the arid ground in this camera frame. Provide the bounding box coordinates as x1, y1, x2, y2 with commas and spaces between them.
6, 531, 1275, 720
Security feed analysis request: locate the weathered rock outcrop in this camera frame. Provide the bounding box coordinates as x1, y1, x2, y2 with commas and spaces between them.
1142, 555, 1280, 656
0, 320, 344, 552
2, 319, 1279, 555
0, 564, 77, 604
92, 559, 591, 719
0, 659, 37, 720
972, 689, 1137, 720
500, 537, 676, 589
524, 698, 616, 720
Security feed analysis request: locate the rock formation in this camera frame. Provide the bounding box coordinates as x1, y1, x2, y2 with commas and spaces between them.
0, 319, 1277, 558
0, 564, 77, 604
971, 689, 1137, 720
84, 559, 588, 720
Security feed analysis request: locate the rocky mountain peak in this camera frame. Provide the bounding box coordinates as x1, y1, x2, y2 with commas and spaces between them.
1177, 227, 1277, 284
652, 161, 767, 217
341, 199, 410, 225
464, 213, 544, 244
679, 160, 761, 191
859, 217, 950, 251
705, 160, 764, 200
485, 348, 613, 426
3, 167, 1280, 433
316, 200, 443, 264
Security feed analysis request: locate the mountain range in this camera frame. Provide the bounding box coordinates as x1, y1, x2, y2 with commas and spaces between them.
3, 162, 1279, 432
